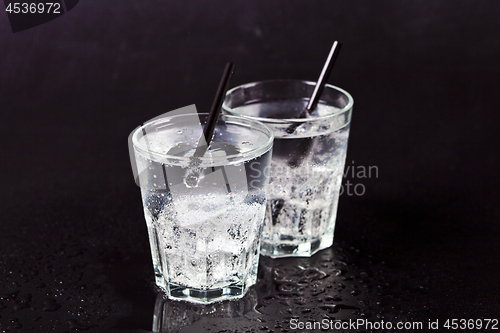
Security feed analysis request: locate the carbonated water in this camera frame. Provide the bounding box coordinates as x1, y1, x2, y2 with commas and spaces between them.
233, 100, 350, 257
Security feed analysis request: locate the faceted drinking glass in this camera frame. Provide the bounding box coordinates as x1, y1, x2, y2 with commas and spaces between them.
130, 112, 274, 303
223, 80, 353, 258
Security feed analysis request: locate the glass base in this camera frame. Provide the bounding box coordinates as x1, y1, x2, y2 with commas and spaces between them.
157, 281, 248, 304
260, 232, 334, 258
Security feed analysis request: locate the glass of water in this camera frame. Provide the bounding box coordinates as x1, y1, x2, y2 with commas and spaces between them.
130, 112, 273, 303
223, 80, 353, 258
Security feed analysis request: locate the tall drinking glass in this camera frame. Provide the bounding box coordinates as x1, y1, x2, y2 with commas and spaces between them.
223, 80, 353, 258
130, 112, 274, 303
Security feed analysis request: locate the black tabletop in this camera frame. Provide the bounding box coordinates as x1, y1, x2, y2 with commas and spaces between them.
1, 1, 499, 332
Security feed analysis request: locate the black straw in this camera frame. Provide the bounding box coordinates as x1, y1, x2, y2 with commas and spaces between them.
306, 41, 341, 112
194, 62, 235, 157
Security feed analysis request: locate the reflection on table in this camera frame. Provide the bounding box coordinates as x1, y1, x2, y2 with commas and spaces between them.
151, 245, 392, 332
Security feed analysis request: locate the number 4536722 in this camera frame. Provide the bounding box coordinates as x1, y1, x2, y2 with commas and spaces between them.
5, 2, 61, 14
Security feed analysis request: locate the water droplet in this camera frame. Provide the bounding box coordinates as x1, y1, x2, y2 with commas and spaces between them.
278, 282, 295, 292
0, 289, 19, 300
43, 298, 61, 312
67, 319, 97, 331
311, 288, 325, 296
17, 293, 32, 302
294, 297, 306, 305
13, 302, 29, 311
9, 318, 23, 329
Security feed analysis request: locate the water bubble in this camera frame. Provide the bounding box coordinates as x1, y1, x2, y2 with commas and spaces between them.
188, 202, 200, 210
184, 172, 200, 188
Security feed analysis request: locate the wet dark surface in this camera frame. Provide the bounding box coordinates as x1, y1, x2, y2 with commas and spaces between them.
1, 1, 500, 332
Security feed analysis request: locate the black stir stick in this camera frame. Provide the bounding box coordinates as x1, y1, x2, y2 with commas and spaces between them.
280, 42, 342, 169
180, 62, 235, 188
286, 41, 341, 134
194, 62, 235, 157
306, 41, 341, 112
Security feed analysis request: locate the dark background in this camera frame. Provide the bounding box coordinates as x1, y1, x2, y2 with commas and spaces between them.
1, 1, 499, 332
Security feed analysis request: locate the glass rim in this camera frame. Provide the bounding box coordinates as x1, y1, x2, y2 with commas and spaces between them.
222, 79, 354, 124
131, 113, 274, 165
